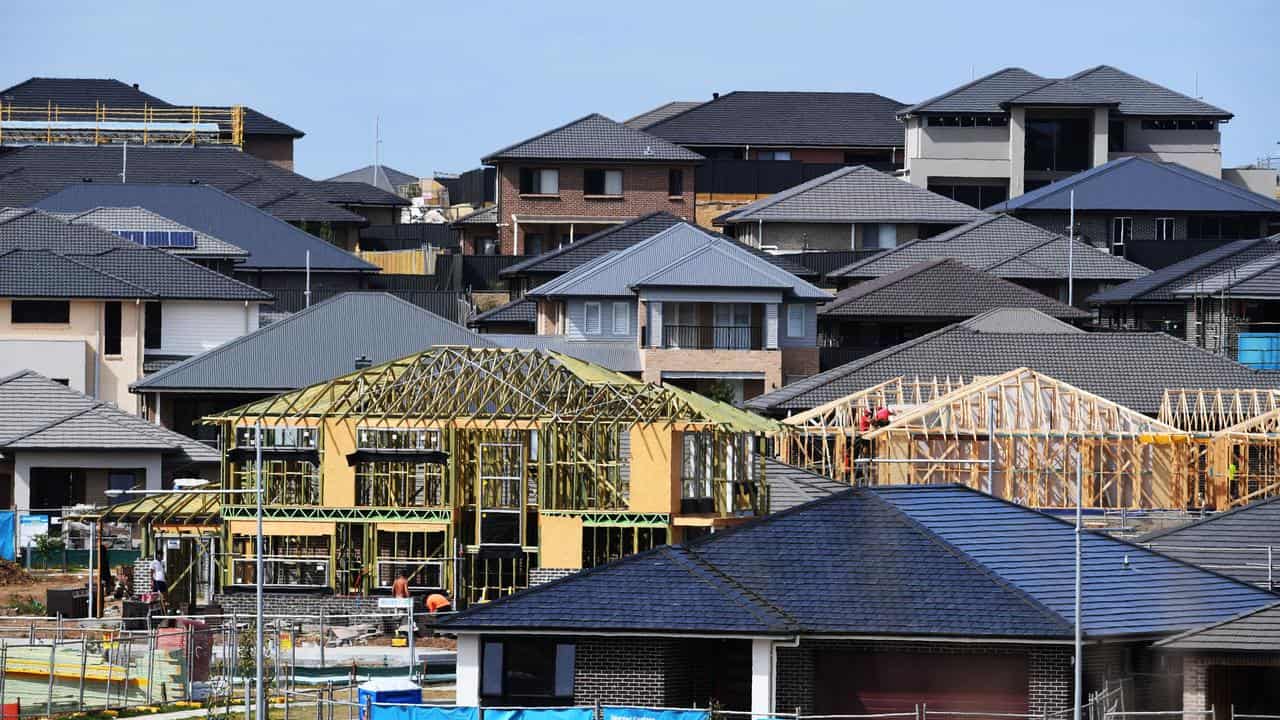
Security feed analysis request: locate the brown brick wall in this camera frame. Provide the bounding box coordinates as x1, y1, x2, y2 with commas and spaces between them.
781, 348, 820, 383
243, 134, 295, 171
642, 348, 784, 392
572, 637, 686, 707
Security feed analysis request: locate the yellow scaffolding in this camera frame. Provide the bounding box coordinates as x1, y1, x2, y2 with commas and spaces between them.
0, 100, 244, 147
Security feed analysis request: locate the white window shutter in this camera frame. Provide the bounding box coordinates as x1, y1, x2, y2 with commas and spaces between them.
649, 302, 663, 347
765, 304, 779, 349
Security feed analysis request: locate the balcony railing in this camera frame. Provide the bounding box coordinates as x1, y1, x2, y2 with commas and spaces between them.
662, 324, 763, 350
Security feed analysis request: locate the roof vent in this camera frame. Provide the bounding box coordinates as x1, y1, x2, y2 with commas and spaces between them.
354, 355, 372, 370
643, 145, 653, 156
713, 92, 720, 100
82, 178, 92, 183
189, 179, 200, 184
132, 83, 140, 90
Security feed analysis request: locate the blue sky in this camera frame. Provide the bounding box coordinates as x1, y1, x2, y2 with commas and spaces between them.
3, 1, 1277, 180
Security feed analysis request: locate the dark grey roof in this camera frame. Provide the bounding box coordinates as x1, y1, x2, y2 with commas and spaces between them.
0, 370, 216, 462
0, 77, 304, 137
764, 458, 846, 512
527, 223, 829, 301
1141, 496, 1280, 589
61, 206, 248, 259
133, 293, 493, 393
901, 65, 1231, 118
988, 157, 1280, 214
821, 258, 1090, 319
443, 485, 1276, 638
310, 180, 410, 207
1089, 238, 1277, 304
717, 165, 989, 225
1156, 602, 1280, 652
744, 308, 1280, 415
828, 214, 1149, 283
1178, 253, 1280, 297
645, 91, 907, 148
483, 114, 703, 163
624, 101, 703, 129
469, 297, 535, 328
323, 165, 419, 194
482, 335, 642, 374
35, 184, 377, 272
0, 145, 367, 223
451, 205, 498, 226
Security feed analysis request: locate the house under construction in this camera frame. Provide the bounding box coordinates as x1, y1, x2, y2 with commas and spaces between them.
205, 346, 776, 605
1159, 388, 1280, 509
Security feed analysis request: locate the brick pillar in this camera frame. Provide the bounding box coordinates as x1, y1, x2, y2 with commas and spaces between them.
1182, 656, 1208, 713
1028, 647, 1073, 715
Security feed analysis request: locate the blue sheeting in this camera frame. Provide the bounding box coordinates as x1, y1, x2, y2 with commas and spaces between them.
0, 512, 13, 561
604, 707, 710, 720
487, 708, 595, 720
370, 705, 479, 720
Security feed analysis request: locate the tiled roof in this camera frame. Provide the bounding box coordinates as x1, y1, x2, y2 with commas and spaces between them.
0, 370, 216, 462
35, 184, 377, 272
716, 166, 988, 225
442, 485, 1276, 638
527, 223, 829, 301
820, 258, 1089, 319
468, 297, 536, 328
743, 308, 1280, 414
827, 214, 1149, 283
1172, 251, 1280, 298
451, 205, 498, 226
482, 335, 642, 374
1090, 238, 1278, 304
1156, 603, 1280, 652
901, 65, 1231, 118
623, 101, 703, 130
61, 206, 248, 259
134, 293, 493, 393
763, 458, 846, 512
483, 114, 703, 163
1141, 496, 1280, 589
988, 157, 1280, 214
323, 165, 420, 194
0, 145, 369, 223
310, 180, 410, 207
644, 91, 908, 148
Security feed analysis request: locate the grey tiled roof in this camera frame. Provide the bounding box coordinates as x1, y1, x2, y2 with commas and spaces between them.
0, 370, 216, 462
482, 335, 642, 374
827, 214, 1149, 282
1142, 496, 1280, 589
468, 297, 535, 328
743, 308, 1280, 415
134, 293, 493, 392
62, 206, 248, 259
323, 165, 419, 194
717, 165, 989, 225
483, 114, 703, 163
1090, 238, 1278, 304
623, 101, 703, 129
1155, 603, 1280, 652
310, 180, 410, 207
645, 91, 908, 148
764, 458, 846, 512
451, 205, 498, 226
1172, 252, 1280, 297
901, 65, 1231, 118
820, 258, 1089, 319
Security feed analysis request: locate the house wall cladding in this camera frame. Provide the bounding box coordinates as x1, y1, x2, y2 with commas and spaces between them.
529, 567, 575, 586
572, 637, 692, 707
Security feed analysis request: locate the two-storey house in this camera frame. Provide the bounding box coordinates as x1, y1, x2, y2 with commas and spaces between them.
471, 113, 703, 256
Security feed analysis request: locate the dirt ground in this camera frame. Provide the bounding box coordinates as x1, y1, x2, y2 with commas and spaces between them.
0, 565, 83, 611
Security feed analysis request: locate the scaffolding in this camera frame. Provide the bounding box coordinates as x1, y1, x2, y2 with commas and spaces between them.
0, 101, 244, 147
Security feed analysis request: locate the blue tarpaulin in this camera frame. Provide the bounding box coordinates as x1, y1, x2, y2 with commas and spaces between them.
603, 707, 710, 720
0, 512, 14, 561
370, 705, 479, 720
487, 709, 595, 720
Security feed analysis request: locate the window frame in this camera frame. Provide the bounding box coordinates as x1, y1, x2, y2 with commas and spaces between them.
1155, 217, 1176, 243
11, 300, 70, 325
518, 167, 560, 196
1110, 217, 1133, 257
144, 302, 163, 350
611, 301, 629, 335
785, 304, 805, 338
582, 301, 602, 335
104, 301, 122, 356
583, 168, 623, 197
667, 168, 684, 198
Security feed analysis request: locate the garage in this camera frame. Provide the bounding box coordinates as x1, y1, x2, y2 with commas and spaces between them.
815, 649, 1028, 713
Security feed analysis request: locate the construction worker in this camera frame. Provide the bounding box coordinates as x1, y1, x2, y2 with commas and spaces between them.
872, 407, 892, 428
425, 592, 451, 614
391, 572, 410, 599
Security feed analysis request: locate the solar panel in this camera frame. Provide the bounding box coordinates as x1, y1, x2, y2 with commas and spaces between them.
115, 230, 147, 245
144, 231, 169, 247
168, 231, 196, 248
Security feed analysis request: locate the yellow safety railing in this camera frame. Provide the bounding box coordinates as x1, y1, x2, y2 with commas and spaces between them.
0, 101, 244, 148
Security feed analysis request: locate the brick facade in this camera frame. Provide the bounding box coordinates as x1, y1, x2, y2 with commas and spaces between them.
1181, 652, 1280, 713
572, 637, 691, 707
529, 568, 575, 586
213, 592, 392, 628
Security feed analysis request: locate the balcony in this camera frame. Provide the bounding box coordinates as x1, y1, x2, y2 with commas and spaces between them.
661, 324, 764, 350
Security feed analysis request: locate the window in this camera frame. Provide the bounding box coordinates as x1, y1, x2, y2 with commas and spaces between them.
582, 302, 602, 335
1191, 216, 1249, 241
104, 302, 122, 356
713, 303, 752, 349
786, 304, 805, 338
144, 302, 162, 350
481, 639, 575, 703
756, 150, 791, 160
524, 233, 544, 256
1108, 119, 1126, 153
859, 223, 897, 250
1110, 217, 1132, 257
235, 425, 317, 448
928, 183, 1008, 209
668, 168, 684, 197
518, 168, 559, 195
11, 300, 69, 324
479, 237, 497, 255
611, 302, 629, 335
681, 432, 714, 508
583, 169, 622, 196
927, 115, 1009, 127
1156, 218, 1176, 242
1142, 118, 1216, 130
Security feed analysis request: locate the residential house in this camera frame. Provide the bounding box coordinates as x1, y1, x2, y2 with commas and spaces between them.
440, 484, 1277, 715
743, 308, 1280, 417
131, 292, 494, 440
713, 165, 989, 253
452, 205, 500, 256
1141, 495, 1280, 591
324, 165, 421, 197
205, 346, 776, 606
1090, 237, 1280, 354
0, 370, 218, 514
824, 213, 1149, 308
1154, 603, 1280, 716
479, 113, 703, 255
899, 65, 1235, 202
986, 156, 1280, 268
634, 91, 909, 226
0, 209, 270, 412
523, 222, 829, 399
0, 145, 407, 250
0, 77, 305, 169
59, 205, 249, 274
818, 258, 1089, 366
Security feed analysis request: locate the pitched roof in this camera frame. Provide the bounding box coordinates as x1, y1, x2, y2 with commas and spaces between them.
500, 212, 817, 279
483, 114, 703, 163
988, 157, 1280, 214
900, 65, 1231, 118
827, 214, 1149, 283
451, 205, 498, 226
820, 258, 1090, 319
468, 297, 536, 328
1155, 602, 1280, 652
133, 292, 493, 393
743, 308, 1280, 415
482, 334, 642, 374
0, 145, 374, 223
527, 223, 829, 301
0, 77, 305, 137
35, 184, 377, 272
624, 101, 703, 129
763, 458, 846, 512
1089, 238, 1278, 304
442, 485, 1275, 638
59, 206, 248, 259
644, 91, 908, 148
716, 165, 989, 225
0, 370, 216, 462
323, 165, 419, 194
1140, 495, 1280, 589
1175, 252, 1280, 297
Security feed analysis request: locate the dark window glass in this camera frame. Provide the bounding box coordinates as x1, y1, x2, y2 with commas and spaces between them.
482, 639, 575, 702
583, 169, 605, 195
518, 168, 534, 194
1108, 119, 1125, 152
104, 302, 122, 356
144, 302, 162, 350
525, 234, 544, 256
11, 300, 69, 324
1221, 216, 1242, 240
668, 168, 684, 197
953, 185, 981, 208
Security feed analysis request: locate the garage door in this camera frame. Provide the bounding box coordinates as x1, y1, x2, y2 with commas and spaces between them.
815, 650, 1028, 714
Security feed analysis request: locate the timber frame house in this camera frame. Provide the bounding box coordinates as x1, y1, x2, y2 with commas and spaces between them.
205, 346, 776, 605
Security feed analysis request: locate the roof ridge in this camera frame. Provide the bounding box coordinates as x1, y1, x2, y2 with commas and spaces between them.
1140, 494, 1280, 542
1155, 600, 1280, 647
1182, 250, 1280, 292
48, 249, 158, 297
822, 257, 952, 311
499, 212, 679, 277
1, 402, 106, 448
899, 67, 1043, 117
482, 112, 604, 161
671, 547, 799, 632
722, 166, 864, 221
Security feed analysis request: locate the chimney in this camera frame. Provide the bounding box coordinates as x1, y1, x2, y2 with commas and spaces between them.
354, 355, 372, 370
